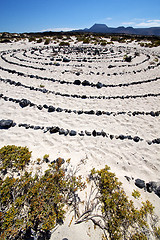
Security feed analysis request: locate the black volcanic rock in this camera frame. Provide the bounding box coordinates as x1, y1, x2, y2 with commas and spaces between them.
135, 179, 145, 189
0, 119, 14, 129
19, 99, 31, 108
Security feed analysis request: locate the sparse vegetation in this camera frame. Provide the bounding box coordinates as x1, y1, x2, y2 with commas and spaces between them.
76, 165, 160, 239
123, 55, 132, 62
132, 189, 141, 199
0, 145, 31, 173
29, 37, 36, 42
44, 38, 51, 45
0, 147, 85, 239
0, 148, 160, 240
59, 41, 70, 46
37, 38, 43, 43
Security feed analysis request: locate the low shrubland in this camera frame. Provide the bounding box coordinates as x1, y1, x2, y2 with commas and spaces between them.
0, 145, 160, 239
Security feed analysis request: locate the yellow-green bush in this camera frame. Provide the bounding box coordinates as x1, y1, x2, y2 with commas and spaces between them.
0, 150, 85, 240
0, 145, 31, 172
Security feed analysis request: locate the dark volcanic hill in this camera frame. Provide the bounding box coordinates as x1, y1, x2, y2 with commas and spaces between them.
76, 23, 160, 36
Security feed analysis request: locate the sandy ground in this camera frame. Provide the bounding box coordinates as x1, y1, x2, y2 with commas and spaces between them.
0, 38, 160, 239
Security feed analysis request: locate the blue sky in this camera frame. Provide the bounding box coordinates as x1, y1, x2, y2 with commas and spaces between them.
0, 0, 160, 33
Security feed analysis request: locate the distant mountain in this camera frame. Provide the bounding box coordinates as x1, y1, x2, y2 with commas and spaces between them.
75, 23, 160, 36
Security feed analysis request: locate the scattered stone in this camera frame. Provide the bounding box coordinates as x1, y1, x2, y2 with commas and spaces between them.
50, 126, 60, 133
63, 57, 70, 62
69, 130, 77, 136
64, 129, 69, 136
82, 80, 90, 86
34, 126, 41, 130
124, 176, 131, 182
96, 82, 103, 89
56, 107, 63, 112
59, 128, 65, 135
73, 80, 81, 85
101, 130, 106, 137
156, 186, 160, 197
118, 134, 125, 140
146, 140, 152, 145
48, 106, 55, 112
92, 130, 97, 137
150, 111, 155, 117
108, 65, 115, 68
43, 104, 48, 109
79, 131, 85, 136
135, 179, 145, 189
19, 99, 31, 108
0, 119, 14, 129
133, 136, 140, 142
152, 138, 160, 144
96, 111, 102, 116
37, 105, 43, 110
110, 135, 114, 140
85, 130, 91, 136
124, 56, 132, 62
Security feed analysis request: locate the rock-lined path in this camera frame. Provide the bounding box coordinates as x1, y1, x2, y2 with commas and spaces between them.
0, 39, 160, 239
0, 43, 159, 141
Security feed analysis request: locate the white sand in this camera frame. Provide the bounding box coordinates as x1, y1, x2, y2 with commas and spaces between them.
0, 38, 160, 239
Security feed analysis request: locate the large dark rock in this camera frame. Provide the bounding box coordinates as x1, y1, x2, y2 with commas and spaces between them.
69, 130, 77, 136
19, 99, 31, 108
0, 119, 14, 129
56, 107, 63, 112
135, 179, 145, 189
124, 56, 132, 62
63, 57, 70, 62
152, 138, 160, 144
96, 82, 103, 89
119, 135, 125, 140
133, 136, 140, 142
73, 80, 81, 85
156, 186, 160, 197
82, 80, 90, 86
146, 181, 160, 196
59, 128, 66, 135
92, 130, 97, 137
48, 106, 55, 112
50, 126, 60, 133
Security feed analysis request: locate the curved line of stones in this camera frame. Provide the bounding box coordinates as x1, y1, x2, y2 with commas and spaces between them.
7, 46, 150, 69
12, 51, 150, 69
23, 48, 125, 62
1, 48, 159, 78
2, 119, 159, 145
14, 51, 125, 66
1, 76, 160, 100
1, 53, 46, 71
0, 63, 159, 90
3, 51, 160, 78
1, 93, 160, 118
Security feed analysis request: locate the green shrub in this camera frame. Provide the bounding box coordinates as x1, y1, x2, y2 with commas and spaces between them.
37, 38, 43, 43
0, 145, 31, 172
44, 38, 50, 45
100, 41, 106, 46
83, 38, 90, 44
0, 150, 85, 239
76, 165, 159, 239
59, 41, 70, 46
29, 37, 36, 42
132, 189, 141, 199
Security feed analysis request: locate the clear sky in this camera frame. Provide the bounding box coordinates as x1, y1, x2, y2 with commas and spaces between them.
0, 0, 160, 33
